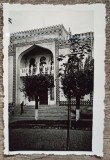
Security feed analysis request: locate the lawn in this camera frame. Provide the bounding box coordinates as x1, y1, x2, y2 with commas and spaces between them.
9, 128, 92, 151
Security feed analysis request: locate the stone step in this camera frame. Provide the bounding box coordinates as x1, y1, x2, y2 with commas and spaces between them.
13, 115, 68, 119
15, 115, 68, 119
23, 111, 67, 114
24, 108, 68, 111
18, 113, 67, 117
11, 116, 68, 121
10, 116, 68, 122
10, 105, 73, 122
22, 109, 67, 111
40, 117, 68, 119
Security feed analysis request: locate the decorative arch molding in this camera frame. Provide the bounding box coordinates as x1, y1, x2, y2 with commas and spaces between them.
9, 38, 70, 56
12, 42, 56, 105
18, 44, 53, 63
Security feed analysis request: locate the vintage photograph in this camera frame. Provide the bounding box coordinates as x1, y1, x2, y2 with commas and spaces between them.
3, 4, 105, 155
8, 4, 93, 152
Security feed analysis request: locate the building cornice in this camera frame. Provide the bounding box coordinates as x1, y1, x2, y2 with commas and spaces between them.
9, 31, 94, 56
72, 32, 94, 39
10, 24, 69, 41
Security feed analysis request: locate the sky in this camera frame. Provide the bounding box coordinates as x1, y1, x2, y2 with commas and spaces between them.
7, 4, 94, 35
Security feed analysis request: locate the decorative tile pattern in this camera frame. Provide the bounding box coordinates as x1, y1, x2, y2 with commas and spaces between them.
55, 40, 60, 105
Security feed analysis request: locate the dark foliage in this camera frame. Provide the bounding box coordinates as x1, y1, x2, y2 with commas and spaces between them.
20, 74, 54, 101
58, 37, 94, 101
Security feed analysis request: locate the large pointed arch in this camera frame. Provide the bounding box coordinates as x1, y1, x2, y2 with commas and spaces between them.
16, 45, 54, 105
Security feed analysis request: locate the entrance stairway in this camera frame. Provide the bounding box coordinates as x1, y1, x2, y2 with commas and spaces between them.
9, 105, 72, 122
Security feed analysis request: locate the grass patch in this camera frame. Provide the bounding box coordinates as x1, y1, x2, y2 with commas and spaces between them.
9, 128, 92, 151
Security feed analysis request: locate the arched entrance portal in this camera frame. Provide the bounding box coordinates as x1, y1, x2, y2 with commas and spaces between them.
18, 45, 54, 106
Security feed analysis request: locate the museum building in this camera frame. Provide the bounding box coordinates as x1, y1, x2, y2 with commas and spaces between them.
8, 24, 93, 106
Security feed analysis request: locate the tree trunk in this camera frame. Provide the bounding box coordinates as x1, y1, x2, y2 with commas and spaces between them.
66, 98, 71, 151
35, 96, 39, 120
76, 96, 80, 121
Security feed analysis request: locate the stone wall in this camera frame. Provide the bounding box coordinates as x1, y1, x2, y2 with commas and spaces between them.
0, 1, 110, 160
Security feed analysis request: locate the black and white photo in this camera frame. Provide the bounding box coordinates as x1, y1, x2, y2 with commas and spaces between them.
3, 4, 105, 156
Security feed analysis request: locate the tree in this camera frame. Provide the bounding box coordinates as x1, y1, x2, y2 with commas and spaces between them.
58, 36, 94, 150
20, 74, 54, 120
58, 36, 94, 121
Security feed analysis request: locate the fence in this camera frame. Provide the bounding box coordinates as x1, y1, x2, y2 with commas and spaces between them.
59, 100, 92, 106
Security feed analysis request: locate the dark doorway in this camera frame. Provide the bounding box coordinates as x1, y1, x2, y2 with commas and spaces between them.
39, 89, 48, 105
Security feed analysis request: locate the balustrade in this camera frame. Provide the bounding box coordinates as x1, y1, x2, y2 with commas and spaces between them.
20, 65, 54, 77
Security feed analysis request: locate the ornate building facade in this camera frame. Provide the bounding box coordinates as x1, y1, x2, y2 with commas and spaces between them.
8, 24, 93, 106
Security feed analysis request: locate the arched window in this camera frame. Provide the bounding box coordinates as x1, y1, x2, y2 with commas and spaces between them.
29, 58, 36, 67
29, 57, 36, 75
39, 56, 47, 73
40, 56, 46, 66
